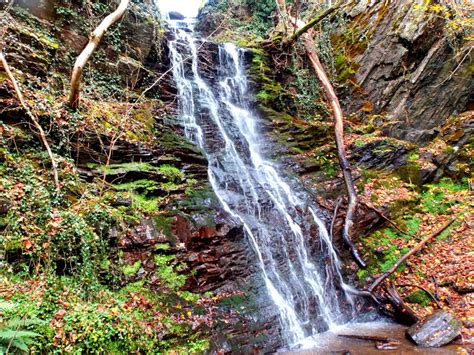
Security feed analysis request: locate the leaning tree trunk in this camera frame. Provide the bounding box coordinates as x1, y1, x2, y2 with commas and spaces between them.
280, 2, 366, 267
68, 0, 129, 109
302, 31, 365, 267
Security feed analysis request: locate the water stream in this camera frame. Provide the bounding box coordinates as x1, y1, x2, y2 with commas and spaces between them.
164, 15, 354, 347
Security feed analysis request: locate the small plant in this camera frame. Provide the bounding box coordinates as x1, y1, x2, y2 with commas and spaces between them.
0, 302, 43, 354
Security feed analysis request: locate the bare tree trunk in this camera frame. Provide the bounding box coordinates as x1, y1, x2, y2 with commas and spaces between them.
68, 0, 129, 109
282, 5, 366, 266
1, 53, 60, 192
302, 32, 365, 267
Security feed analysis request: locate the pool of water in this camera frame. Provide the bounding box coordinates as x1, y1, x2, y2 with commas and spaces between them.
282, 321, 471, 354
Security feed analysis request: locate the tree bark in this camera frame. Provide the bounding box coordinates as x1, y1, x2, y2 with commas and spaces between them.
0, 53, 60, 192
281, 4, 366, 267
68, 0, 129, 109
383, 283, 420, 325
302, 33, 365, 267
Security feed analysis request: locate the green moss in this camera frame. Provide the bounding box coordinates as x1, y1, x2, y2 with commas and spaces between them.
152, 215, 173, 238
153, 254, 187, 290
114, 179, 157, 192
131, 194, 160, 213
408, 150, 420, 162
158, 164, 184, 183
405, 289, 431, 306
15, 20, 60, 50
122, 260, 141, 276
397, 164, 422, 186
95, 162, 159, 174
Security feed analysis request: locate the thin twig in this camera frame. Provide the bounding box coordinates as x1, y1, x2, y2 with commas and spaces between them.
330, 197, 342, 241
0, 52, 60, 192
362, 201, 418, 239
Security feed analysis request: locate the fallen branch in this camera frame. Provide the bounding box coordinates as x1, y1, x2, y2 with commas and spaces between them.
368, 218, 456, 292
338, 334, 397, 342
304, 32, 365, 267
69, 0, 129, 109
0, 52, 60, 192
382, 283, 419, 325
287, 0, 346, 43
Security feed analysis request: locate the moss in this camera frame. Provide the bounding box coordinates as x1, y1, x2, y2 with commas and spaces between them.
131, 194, 160, 213
397, 164, 423, 186
11, 9, 60, 51
405, 289, 431, 306
175, 185, 216, 212
250, 52, 283, 105
153, 254, 187, 290
122, 260, 142, 276
114, 179, 157, 191
158, 164, 184, 183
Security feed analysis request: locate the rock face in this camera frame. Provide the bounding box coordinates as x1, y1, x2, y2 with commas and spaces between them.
344, 0, 473, 144
407, 310, 462, 347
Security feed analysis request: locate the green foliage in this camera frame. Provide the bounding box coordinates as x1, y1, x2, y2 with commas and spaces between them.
154, 255, 187, 291
131, 193, 160, 213
55, 6, 78, 20
122, 260, 141, 276
0, 302, 43, 354
421, 178, 468, 214
246, 0, 277, 36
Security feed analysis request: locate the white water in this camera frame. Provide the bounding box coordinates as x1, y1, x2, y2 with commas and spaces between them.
163, 14, 354, 347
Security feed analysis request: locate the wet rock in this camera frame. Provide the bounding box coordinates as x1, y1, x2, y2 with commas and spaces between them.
169, 11, 185, 20
110, 198, 132, 207
406, 310, 461, 347
350, 139, 410, 172
344, 1, 473, 144
0, 199, 11, 215
118, 218, 169, 249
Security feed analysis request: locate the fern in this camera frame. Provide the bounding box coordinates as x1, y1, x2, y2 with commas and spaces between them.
0, 302, 43, 354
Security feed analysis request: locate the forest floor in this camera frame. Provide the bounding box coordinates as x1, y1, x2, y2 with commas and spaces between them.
348, 128, 473, 344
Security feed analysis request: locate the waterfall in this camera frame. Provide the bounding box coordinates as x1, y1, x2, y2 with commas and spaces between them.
164, 16, 353, 347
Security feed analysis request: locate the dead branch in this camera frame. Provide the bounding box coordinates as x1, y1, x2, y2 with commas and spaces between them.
383, 283, 419, 325
287, 0, 346, 43
368, 218, 456, 292
304, 33, 365, 267
337, 334, 398, 342
0, 52, 60, 192
69, 0, 129, 109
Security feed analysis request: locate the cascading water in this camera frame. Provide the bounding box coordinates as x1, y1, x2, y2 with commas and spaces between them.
163, 14, 354, 347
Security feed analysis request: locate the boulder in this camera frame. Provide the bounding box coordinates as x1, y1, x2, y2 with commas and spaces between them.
406, 310, 461, 347
169, 11, 185, 20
